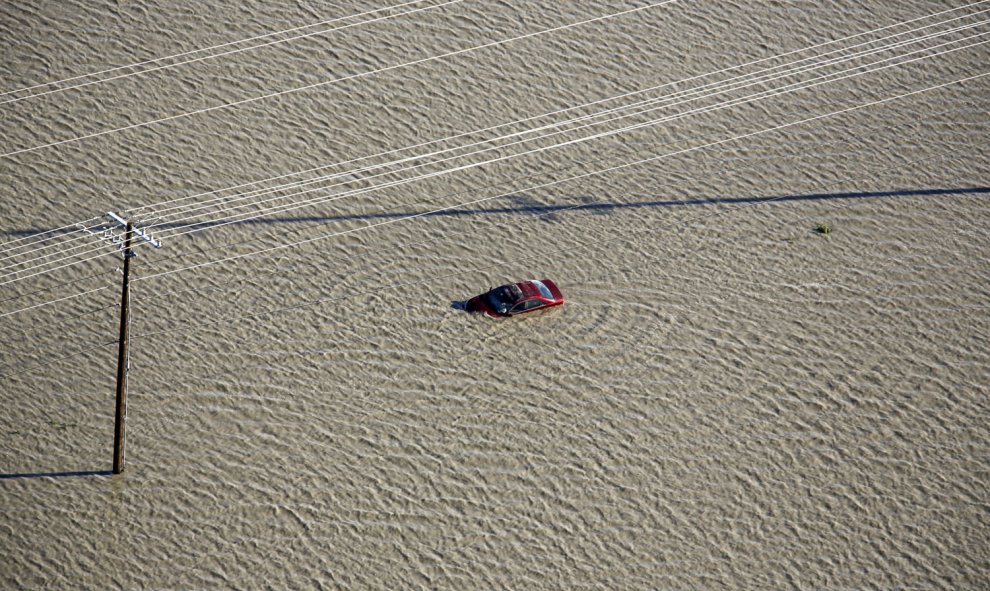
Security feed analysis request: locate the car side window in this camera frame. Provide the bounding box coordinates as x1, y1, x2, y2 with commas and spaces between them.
511, 299, 544, 314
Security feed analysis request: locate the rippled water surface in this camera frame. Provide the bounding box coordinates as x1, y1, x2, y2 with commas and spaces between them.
1, 1, 988, 588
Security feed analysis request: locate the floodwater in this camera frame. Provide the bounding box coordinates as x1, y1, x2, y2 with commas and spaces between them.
1, 1, 988, 588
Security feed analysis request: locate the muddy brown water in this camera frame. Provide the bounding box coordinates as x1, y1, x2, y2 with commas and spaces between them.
1, 1, 988, 588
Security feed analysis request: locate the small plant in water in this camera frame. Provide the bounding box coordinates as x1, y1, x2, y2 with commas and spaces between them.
815, 223, 832, 235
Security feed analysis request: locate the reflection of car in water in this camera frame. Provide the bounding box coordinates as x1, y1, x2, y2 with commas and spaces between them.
466, 279, 564, 317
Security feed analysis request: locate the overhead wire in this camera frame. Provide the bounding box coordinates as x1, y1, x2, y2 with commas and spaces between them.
0, 2, 472, 254
0, 268, 114, 307
5, 73, 979, 381
0, 216, 102, 258
3, 22, 984, 289
123, 139, 893, 308
0, 2, 689, 276
126, 71, 990, 332
140, 22, 990, 238
2, 25, 984, 516
0, 284, 119, 321
0, 0, 465, 106
136, 130, 973, 283
114, 12, 990, 314
3, 71, 984, 560
128, 2, 990, 224
0, 1, 681, 160
124, 33, 990, 267
5, 5, 982, 266
124, 149, 831, 304
131, 148, 966, 322
175, 164, 981, 405
123, 0, 989, 224
5, 6, 984, 308
127, 146, 986, 366
0, 217, 116, 266
5, 42, 984, 328
0, 110, 887, 321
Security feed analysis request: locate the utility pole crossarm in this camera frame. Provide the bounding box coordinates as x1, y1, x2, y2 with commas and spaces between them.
106, 211, 161, 249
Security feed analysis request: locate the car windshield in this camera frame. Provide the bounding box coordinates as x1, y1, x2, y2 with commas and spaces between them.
531, 280, 553, 300
486, 284, 523, 314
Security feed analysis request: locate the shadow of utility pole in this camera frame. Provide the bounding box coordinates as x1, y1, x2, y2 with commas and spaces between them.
0, 470, 113, 480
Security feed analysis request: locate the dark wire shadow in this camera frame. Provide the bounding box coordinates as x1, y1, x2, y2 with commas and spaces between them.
5, 186, 989, 235
153, 186, 990, 228
0, 470, 113, 480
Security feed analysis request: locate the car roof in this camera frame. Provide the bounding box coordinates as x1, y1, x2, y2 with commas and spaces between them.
516, 281, 539, 298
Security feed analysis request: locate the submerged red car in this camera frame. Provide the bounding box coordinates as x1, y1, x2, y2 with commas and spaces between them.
466, 279, 564, 318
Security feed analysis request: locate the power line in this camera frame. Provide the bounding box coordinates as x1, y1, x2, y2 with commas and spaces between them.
132, 146, 864, 307
135, 174, 984, 487
0, 132, 881, 321
5, 27, 981, 289
0, 268, 114, 306
138, 12, 990, 230
130, 128, 976, 282
0, 216, 101, 257
4, 9, 981, 279
4, 13, 982, 300
132, 150, 968, 332
128, 2, 990, 224
1, 47, 984, 320
126, 151, 984, 354
0, 0, 465, 105
125, 71, 989, 336
0, 1, 680, 159
1, 148, 980, 389
140, 35, 990, 246
0, 218, 114, 266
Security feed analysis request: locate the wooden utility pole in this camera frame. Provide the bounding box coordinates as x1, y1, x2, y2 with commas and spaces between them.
98, 211, 161, 475
112, 222, 133, 474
